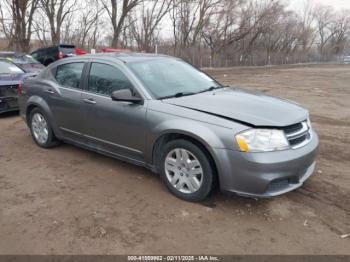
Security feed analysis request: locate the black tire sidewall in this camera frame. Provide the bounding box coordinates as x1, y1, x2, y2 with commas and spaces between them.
159, 139, 214, 202
29, 108, 55, 148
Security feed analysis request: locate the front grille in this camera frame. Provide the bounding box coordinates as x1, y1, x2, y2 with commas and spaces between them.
282, 120, 312, 149
0, 85, 18, 97
289, 134, 307, 146
283, 122, 303, 134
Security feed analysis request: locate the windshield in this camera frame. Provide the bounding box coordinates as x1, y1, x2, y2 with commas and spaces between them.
128, 58, 221, 99
0, 60, 24, 74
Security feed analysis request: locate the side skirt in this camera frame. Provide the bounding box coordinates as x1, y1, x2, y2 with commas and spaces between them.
61, 137, 158, 173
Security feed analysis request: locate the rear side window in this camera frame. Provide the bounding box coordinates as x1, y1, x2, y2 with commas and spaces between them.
55, 62, 84, 89
88, 63, 133, 96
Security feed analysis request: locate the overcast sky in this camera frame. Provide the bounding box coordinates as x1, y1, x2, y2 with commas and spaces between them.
290, 0, 350, 10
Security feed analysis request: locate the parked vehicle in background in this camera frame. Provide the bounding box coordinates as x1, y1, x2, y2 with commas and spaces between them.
18, 53, 319, 202
76, 48, 88, 56
0, 59, 33, 114
343, 56, 350, 64
101, 48, 131, 53
31, 44, 76, 66
0, 52, 45, 74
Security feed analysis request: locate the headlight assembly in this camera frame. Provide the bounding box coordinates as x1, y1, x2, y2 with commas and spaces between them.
236, 129, 289, 152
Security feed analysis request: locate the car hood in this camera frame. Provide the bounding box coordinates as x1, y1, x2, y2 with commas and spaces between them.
163, 87, 308, 127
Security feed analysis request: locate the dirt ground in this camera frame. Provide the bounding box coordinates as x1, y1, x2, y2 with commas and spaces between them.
0, 64, 349, 254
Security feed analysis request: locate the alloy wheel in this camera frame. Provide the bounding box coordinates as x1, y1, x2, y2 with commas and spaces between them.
31, 112, 49, 144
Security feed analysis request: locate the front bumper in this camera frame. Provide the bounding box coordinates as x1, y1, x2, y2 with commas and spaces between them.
0, 97, 19, 113
213, 130, 319, 197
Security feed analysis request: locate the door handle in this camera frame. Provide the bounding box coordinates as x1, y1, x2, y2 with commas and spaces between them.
83, 98, 96, 104
45, 89, 55, 94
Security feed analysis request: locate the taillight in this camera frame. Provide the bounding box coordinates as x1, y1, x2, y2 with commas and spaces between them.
18, 82, 23, 95
58, 51, 63, 59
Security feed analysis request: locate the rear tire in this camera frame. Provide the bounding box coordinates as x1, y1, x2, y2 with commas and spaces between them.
29, 108, 60, 148
159, 139, 214, 202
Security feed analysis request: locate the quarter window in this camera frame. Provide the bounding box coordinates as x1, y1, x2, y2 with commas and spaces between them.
88, 63, 133, 96
55, 62, 84, 89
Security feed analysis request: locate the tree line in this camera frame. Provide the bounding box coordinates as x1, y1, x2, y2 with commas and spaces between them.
0, 0, 349, 67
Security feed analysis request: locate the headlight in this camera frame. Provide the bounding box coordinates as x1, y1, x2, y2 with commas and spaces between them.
235, 129, 289, 152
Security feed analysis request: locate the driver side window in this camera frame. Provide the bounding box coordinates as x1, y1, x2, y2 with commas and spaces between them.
88, 63, 133, 96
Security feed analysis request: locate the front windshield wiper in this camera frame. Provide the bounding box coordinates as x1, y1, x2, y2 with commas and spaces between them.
158, 92, 196, 100
196, 85, 227, 94
158, 85, 229, 100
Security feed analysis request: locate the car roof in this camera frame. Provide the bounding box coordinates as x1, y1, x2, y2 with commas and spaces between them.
32, 44, 76, 52
66, 52, 173, 64
0, 51, 16, 56
0, 52, 28, 58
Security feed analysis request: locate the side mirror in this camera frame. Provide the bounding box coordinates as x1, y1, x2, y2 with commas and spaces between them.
111, 89, 142, 104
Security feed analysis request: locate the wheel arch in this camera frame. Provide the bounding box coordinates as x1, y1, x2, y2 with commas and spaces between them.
26, 96, 61, 137
150, 131, 221, 190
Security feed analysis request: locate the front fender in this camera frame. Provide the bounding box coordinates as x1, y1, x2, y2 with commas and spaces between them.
145, 118, 235, 165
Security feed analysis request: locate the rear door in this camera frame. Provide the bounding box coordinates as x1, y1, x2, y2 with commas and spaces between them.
46, 61, 87, 142
81, 61, 147, 162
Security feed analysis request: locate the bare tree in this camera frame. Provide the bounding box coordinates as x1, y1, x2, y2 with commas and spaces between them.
313, 4, 334, 60
32, 11, 50, 46
178, 0, 219, 47
297, 0, 316, 55
60, 11, 76, 44
1, 0, 38, 52
0, 1, 14, 45
39, 0, 77, 44
75, 0, 103, 49
329, 10, 350, 57
102, 0, 142, 48
169, 0, 220, 64
6, 0, 38, 52
201, 0, 240, 66
1, 0, 349, 66
129, 0, 172, 52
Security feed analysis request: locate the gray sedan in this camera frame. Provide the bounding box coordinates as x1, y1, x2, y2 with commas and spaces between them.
18, 53, 319, 202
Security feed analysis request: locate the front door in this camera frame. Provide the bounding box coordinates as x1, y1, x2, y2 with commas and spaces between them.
81, 62, 147, 162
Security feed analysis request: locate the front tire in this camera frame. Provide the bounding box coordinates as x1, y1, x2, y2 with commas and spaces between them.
159, 139, 214, 202
29, 108, 59, 148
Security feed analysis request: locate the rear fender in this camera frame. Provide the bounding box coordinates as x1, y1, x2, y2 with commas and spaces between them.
26, 95, 61, 137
